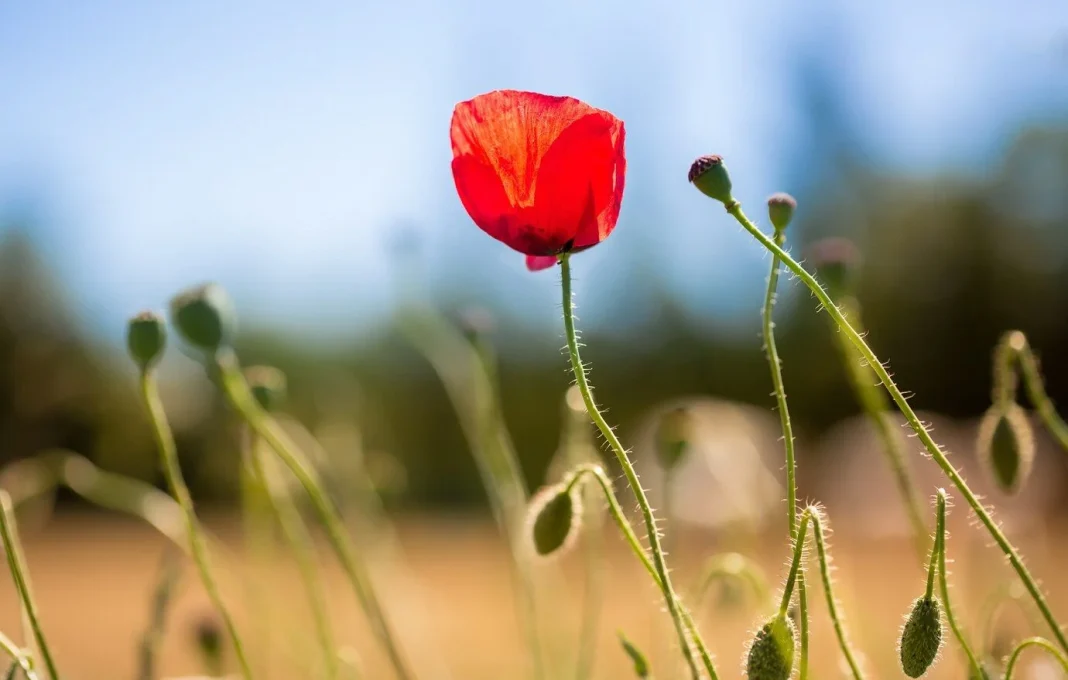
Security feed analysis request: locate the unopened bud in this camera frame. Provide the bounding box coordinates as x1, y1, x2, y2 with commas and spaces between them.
655, 406, 693, 471
126, 311, 167, 371
169, 283, 235, 354
746, 615, 796, 680
767, 193, 797, 232
688, 155, 733, 205
526, 483, 582, 557
977, 403, 1034, 495
899, 596, 943, 678
806, 238, 861, 298
245, 365, 288, 412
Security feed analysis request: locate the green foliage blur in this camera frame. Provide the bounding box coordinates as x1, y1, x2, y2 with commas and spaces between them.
1, 125, 1067, 509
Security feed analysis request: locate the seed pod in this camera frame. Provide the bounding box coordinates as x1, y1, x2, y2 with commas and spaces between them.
245, 365, 288, 413
655, 406, 692, 471
745, 615, 796, 680
169, 283, 236, 354
805, 238, 861, 299
976, 403, 1034, 495
126, 311, 167, 371
767, 193, 798, 232
899, 596, 943, 677
688, 155, 733, 205
527, 483, 582, 557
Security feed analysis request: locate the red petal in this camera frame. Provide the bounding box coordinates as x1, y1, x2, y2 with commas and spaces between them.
527, 112, 624, 251
525, 255, 558, 271
451, 154, 516, 246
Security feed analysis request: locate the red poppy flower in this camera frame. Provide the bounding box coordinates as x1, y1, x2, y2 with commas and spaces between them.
450, 90, 626, 261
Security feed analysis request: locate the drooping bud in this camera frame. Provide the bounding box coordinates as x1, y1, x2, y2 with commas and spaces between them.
193, 614, 224, 674
688, 155, 733, 205
767, 193, 797, 232
126, 311, 167, 371
805, 238, 862, 298
168, 283, 236, 354
618, 631, 651, 678
245, 365, 288, 413
899, 596, 943, 678
526, 483, 582, 557
655, 406, 693, 471
976, 403, 1034, 495
745, 615, 797, 680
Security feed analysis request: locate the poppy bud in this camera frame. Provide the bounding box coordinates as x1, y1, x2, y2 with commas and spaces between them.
745, 615, 796, 680
805, 238, 861, 298
976, 403, 1034, 495
526, 483, 582, 557
688, 155, 733, 205
245, 365, 287, 413
193, 614, 224, 673
618, 632, 650, 678
899, 596, 943, 678
127, 311, 166, 371
767, 193, 797, 232
169, 283, 236, 354
655, 406, 693, 471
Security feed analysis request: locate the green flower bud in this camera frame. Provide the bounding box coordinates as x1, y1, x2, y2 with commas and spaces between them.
746, 615, 796, 680
527, 483, 582, 557
193, 614, 223, 673
977, 403, 1034, 495
618, 632, 650, 678
655, 406, 693, 471
688, 155, 733, 205
899, 596, 943, 678
805, 238, 861, 298
767, 193, 797, 232
126, 311, 167, 371
245, 365, 288, 413
168, 283, 236, 354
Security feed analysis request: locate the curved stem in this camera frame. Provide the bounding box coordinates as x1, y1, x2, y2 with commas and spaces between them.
808, 509, 865, 680
1007, 332, 1068, 452
779, 514, 809, 618
0, 495, 54, 680
934, 490, 984, 677
565, 464, 718, 680
214, 355, 415, 680
1004, 637, 1068, 680
724, 201, 1068, 653
692, 553, 771, 612
835, 298, 928, 562
247, 437, 339, 679
0, 630, 36, 680
559, 255, 706, 680
138, 372, 253, 680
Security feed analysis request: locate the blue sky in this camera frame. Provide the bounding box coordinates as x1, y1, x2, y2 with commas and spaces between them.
0, 0, 1065, 343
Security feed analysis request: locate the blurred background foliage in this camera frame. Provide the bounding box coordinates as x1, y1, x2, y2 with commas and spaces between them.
2, 119, 1067, 509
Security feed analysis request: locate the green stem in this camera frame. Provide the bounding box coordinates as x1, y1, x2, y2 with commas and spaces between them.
1006, 332, 1068, 452
1004, 637, 1068, 680
137, 372, 253, 680
559, 254, 705, 680
0, 630, 36, 680
136, 548, 182, 680
934, 490, 984, 677
214, 355, 415, 680
808, 509, 865, 680
247, 436, 340, 679
724, 201, 1068, 653
0, 493, 57, 680
778, 514, 809, 618
835, 298, 928, 562
760, 227, 810, 680
563, 464, 718, 680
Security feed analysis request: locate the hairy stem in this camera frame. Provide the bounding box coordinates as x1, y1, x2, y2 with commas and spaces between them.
138, 371, 253, 680
808, 509, 865, 680
559, 254, 706, 680
1004, 637, 1068, 680
779, 515, 809, 618
214, 355, 415, 680
0, 494, 55, 680
724, 201, 1068, 652
934, 490, 984, 677
1001, 331, 1068, 452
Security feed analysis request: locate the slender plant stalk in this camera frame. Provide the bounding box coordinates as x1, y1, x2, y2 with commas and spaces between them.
0, 630, 36, 680
1004, 637, 1068, 680
563, 464, 718, 680
998, 331, 1068, 451
778, 514, 808, 618
0, 492, 58, 680
723, 201, 1068, 653
559, 254, 707, 680
933, 490, 984, 677
136, 548, 183, 680
214, 355, 415, 680
807, 510, 865, 680
835, 297, 928, 561
137, 372, 253, 680
760, 227, 811, 679
247, 436, 340, 679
